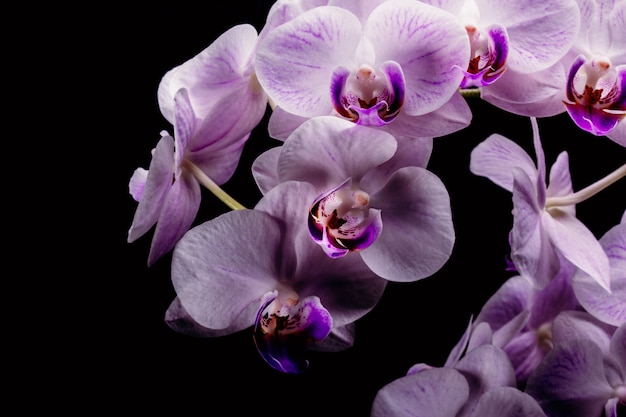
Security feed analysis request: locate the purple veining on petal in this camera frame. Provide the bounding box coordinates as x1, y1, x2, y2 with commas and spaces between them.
459, 24, 508, 89
564, 55, 626, 136
253, 290, 332, 374
330, 61, 405, 126
308, 178, 383, 258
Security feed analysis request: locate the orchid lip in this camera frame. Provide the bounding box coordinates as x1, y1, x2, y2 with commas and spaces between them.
563, 54, 626, 136
253, 290, 333, 374
308, 178, 383, 258
330, 61, 405, 127
459, 24, 509, 89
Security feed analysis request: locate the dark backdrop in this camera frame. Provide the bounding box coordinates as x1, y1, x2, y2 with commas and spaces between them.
82, 2, 626, 415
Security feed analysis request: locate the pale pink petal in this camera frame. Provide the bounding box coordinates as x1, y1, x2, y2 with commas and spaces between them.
365, 0, 469, 115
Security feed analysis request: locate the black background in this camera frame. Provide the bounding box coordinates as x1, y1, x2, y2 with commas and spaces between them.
48, 2, 625, 415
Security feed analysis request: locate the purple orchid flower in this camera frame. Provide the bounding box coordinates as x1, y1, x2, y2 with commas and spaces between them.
421, 0, 580, 99
559, 0, 626, 146
255, 0, 472, 140
470, 117, 612, 291
128, 24, 268, 266
165, 180, 387, 373
372, 341, 543, 417
572, 214, 626, 327
525, 320, 626, 417
472, 259, 581, 386
128, 89, 248, 266
252, 116, 455, 282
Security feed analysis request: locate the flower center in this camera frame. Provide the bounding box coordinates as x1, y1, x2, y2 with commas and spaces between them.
536, 322, 553, 352
308, 178, 383, 258
253, 290, 333, 374
458, 24, 508, 88
563, 53, 626, 135
330, 61, 405, 127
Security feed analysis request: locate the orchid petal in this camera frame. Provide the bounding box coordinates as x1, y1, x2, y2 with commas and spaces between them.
546, 151, 575, 216
530, 117, 546, 198
455, 345, 517, 417
267, 105, 311, 140
164, 296, 249, 337
385, 92, 472, 138
469, 387, 548, 417
444, 315, 474, 368
158, 24, 259, 124
310, 322, 355, 352
189, 132, 251, 187
128, 167, 148, 202
328, 0, 386, 24
251, 146, 282, 195
475, 275, 532, 329
543, 209, 611, 292
361, 135, 434, 192
491, 310, 531, 350
478, 0, 580, 73
551, 310, 614, 354
470, 134, 537, 192
364, 166, 454, 282
258, 0, 329, 44
606, 113, 626, 147
371, 368, 470, 417
528, 260, 579, 329
256, 7, 362, 117
480, 64, 568, 118
610, 322, 626, 372
525, 339, 615, 417
365, 0, 469, 115
510, 168, 560, 289
148, 172, 201, 267
173, 89, 195, 165
466, 322, 494, 352
171, 209, 284, 330
502, 330, 549, 384
573, 222, 626, 327
277, 116, 397, 188
127, 135, 175, 243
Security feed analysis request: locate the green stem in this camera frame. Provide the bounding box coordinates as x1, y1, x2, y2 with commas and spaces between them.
545, 163, 626, 208
184, 160, 247, 211
460, 88, 481, 99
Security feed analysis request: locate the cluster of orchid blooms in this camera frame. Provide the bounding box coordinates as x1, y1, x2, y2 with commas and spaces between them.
128, 0, 626, 415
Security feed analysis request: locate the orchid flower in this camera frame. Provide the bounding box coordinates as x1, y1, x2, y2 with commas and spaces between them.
128, 24, 268, 266
255, 0, 472, 140
572, 214, 626, 327
470, 117, 622, 291
128, 89, 250, 266
560, 0, 626, 145
525, 321, 626, 417
472, 260, 580, 386
421, 0, 580, 92
372, 342, 533, 417
165, 180, 387, 373
252, 116, 455, 282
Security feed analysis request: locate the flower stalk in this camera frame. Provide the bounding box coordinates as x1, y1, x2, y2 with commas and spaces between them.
545, 163, 626, 208
184, 160, 247, 211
